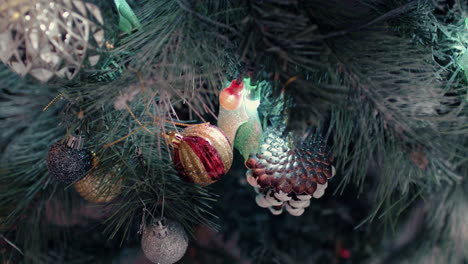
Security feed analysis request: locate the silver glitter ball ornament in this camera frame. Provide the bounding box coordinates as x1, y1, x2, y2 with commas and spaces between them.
141, 219, 188, 264
0, 0, 105, 82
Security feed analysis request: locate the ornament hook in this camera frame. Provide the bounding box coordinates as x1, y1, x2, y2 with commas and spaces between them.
66, 135, 84, 150
155, 218, 168, 239
162, 131, 183, 147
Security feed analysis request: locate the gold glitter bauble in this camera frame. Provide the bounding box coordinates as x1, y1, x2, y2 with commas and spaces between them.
74, 169, 122, 203
0, 0, 105, 82
141, 219, 188, 264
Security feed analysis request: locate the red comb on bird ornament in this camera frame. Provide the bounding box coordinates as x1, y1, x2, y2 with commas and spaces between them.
219, 80, 244, 111
165, 123, 233, 186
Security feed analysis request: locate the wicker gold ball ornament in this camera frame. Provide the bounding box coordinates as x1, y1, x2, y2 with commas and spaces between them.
165, 123, 233, 186
74, 168, 122, 203
46, 135, 94, 184
0, 0, 105, 82
245, 128, 336, 216
141, 219, 188, 264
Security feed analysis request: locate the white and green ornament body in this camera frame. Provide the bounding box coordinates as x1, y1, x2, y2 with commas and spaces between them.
217, 78, 263, 161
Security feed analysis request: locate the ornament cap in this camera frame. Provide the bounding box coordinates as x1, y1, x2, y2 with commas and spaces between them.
164, 131, 183, 147
153, 219, 169, 239
66, 135, 85, 150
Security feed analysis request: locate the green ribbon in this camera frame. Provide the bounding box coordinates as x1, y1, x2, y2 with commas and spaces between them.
114, 0, 141, 33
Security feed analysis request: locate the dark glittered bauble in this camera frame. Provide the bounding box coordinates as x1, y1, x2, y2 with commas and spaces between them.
46, 141, 93, 184
245, 128, 336, 216
141, 219, 188, 264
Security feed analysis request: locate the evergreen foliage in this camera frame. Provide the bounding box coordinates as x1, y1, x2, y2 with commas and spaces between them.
1, 0, 467, 263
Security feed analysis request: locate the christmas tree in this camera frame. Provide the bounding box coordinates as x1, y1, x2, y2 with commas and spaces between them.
1, 0, 467, 263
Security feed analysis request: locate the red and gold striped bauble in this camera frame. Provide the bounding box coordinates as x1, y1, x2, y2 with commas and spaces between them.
166, 123, 233, 186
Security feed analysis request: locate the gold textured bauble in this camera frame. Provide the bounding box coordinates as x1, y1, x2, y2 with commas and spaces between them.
141, 219, 188, 264
74, 170, 122, 203
165, 123, 233, 186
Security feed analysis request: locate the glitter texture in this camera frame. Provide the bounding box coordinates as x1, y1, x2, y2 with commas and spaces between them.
217, 99, 249, 145
46, 141, 93, 184
0, 0, 104, 82
141, 219, 188, 264
233, 105, 262, 161
74, 170, 122, 203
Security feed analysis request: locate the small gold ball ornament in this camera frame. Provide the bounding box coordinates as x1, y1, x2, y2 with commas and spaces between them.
74, 169, 122, 203
141, 219, 188, 264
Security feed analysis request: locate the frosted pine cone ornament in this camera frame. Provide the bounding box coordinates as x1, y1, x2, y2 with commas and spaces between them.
245, 128, 336, 216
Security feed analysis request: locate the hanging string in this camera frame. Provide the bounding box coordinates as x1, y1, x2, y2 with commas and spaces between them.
104, 71, 209, 148
102, 125, 148, 148
146, 110, 202, 127
138, 195, 157, 234
124, 104, 157, 136
160, 186, 165, 221
42, 93, 64, 111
